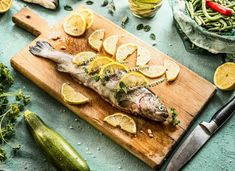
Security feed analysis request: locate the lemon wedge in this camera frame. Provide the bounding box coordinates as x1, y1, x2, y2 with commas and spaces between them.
104, 113, 137, 134
63, 14, 86, 37
61, 83, 89, 104
213, 62, 235, 91
136, 47, 152, 66
103, 35, 119, 56
73, 51, 97, 66
87, 56, 114, 73
140, 65, 166, 78
164, 59, 180, 81
0, 0, 12, 13
99, 62, 128, 79
88, 29, 105, 51
78, 8, 94, 29
116, 43, 138, 62
118, 72, 149, 90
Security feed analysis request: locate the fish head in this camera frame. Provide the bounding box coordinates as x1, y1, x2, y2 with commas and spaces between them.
139, 93, 169, 122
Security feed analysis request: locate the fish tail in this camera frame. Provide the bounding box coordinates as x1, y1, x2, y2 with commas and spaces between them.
29, 41, 54, 57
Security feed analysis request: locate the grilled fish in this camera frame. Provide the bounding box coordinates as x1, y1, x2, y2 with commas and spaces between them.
29, 41, 169, 122
23, 0, 59, 10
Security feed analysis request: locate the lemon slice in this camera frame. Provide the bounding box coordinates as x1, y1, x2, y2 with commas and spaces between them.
87, 56, 114, 73
0, 0, 12, 13
88, 29, 105, 51
104, 113, 137, 134
213, 62, 235, 91
73, 51, 97, 66
63, 14, 86, 37
99, 62, 128, 79
118, 72, 149, 90
103, 35, 119, 56
164, 59, 180, 81
78, 9, 94, 29
136, 47, 152, 66
140, 65, 166, 78
116, 43, 138, 62
61, 83, 89, 104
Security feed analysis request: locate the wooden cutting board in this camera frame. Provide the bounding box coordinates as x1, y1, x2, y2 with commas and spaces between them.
11, 7, 216, 169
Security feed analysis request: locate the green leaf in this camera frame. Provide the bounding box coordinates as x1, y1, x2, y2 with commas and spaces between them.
64, 5, 73, 11
93, 74, 100, 82
0, 148, 7, 162
136, 24, 144, 30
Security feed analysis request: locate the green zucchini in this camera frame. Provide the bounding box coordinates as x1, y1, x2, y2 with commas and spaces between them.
24, 110, 90, 171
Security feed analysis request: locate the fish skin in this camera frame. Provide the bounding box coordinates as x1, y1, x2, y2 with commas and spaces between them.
29, 41, 169, 122
23, 0, 59, 10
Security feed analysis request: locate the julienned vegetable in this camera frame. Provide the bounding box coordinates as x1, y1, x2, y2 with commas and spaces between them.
24, 110, 90, 171
206, 0, 234, 16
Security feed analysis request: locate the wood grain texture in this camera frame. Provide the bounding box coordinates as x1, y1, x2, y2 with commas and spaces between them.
11, 7, 216, 168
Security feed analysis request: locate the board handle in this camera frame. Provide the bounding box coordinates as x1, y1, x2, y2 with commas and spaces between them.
12, 7, 48, 36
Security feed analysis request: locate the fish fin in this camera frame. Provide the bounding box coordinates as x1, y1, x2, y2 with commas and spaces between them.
29, 41, 54, 57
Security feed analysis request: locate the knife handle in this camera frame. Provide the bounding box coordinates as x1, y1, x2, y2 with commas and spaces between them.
210, 96, 235, 127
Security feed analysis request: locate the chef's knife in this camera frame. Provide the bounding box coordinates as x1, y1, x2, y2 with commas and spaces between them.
165, 96, 235, 171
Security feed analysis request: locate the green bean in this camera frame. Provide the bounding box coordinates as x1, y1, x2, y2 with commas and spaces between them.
202, 0, 222, 21
194, 16, 202, 25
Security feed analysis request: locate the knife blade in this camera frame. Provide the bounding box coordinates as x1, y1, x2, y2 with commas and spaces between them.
166, 96, 235, 171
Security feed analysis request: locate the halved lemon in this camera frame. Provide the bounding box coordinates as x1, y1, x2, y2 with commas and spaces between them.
164, 59, 180, 81
73, 51, 97, 66
213, 62, 235, 91
140, 65, 166, 78
136, 47, 152, 66
87, 56, 114, 73
88, 29, 105, 51
78, 9, 94, 29
61, 83, 89, 104
116, 43, 138, 62
118, 72, 149, 90
0, 0, 12, 13
103, 35, 119, 56
99, 62, 128, 79
104, 113, 137, 134
63, 14, 86, 37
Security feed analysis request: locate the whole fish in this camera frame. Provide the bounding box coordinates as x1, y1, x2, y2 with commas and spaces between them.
23, 0, 59, 10
29, 41, 169, 122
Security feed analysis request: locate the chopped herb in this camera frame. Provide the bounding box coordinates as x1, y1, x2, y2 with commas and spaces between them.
136, 24, 144, 30
121, 16, 129, 28
119, 81, 128, 94
64, 5, 73, 11
0, 63, 30, 161
104, 75, 110, 81
84, 68, 89, 73
86, 1, 94, 5
93, 74, 100, 82
101, 0, 109, 7
150, 33, 156, 40
144, 25, 151, 32
107, 0, 116, 16
170, 108, 180, 126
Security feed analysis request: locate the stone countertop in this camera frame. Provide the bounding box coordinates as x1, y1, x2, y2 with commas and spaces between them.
0, 0, 234, 171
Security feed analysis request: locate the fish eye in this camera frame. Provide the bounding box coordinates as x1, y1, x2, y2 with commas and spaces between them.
159, 105, 164, 111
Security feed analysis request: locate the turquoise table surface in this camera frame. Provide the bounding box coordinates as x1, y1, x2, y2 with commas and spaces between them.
0, 0, 234, 171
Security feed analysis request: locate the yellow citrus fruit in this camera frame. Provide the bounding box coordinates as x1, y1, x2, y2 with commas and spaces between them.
213, 62, 235, 91
73, 51, 97, 66
136, 47, 152, 66
104, 113, 137, 134
0, 0, 13, 13
103, 35, 119, 56
87, 56, 114, 73
118, 72, 149, 89
88, 29, 105, 51
164, 59, 180, 81
61, 83, 89, 104
78, 9, 94, 29
116, 43, 138, 62
99, 62, 128, 79
140, 65, 166, 78
63, 14, 86, 37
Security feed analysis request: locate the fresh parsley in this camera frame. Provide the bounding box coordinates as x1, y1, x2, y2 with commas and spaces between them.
170, 108, 180, 126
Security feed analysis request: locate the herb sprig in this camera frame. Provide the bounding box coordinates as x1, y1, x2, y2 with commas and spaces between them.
0, 63, 30, 162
